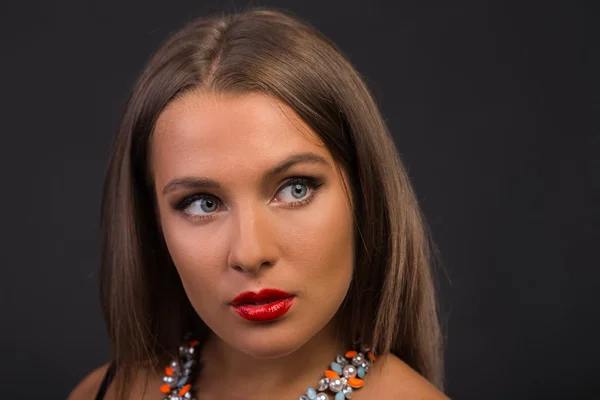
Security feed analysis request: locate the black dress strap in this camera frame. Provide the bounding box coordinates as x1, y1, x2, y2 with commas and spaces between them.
94, 362, 116, 400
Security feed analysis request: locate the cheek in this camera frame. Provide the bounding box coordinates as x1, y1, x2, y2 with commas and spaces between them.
159, 215, 229, 307
284, 192, 355, 301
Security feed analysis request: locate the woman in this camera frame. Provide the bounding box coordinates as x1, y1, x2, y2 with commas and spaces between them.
70, 8, 447, 400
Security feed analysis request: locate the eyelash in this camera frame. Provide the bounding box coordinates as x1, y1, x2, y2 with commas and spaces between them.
174, 177, 324, 221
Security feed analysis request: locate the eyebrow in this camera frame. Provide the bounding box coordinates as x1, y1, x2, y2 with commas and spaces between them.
161, 151, 330, 195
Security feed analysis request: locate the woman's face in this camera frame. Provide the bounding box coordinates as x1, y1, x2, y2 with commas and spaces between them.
151, 91, 354, 358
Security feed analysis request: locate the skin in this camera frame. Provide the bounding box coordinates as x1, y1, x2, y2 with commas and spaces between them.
69, 91, 449, 399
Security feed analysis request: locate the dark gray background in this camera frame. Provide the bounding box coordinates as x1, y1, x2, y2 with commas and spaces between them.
1, 0, 597, 398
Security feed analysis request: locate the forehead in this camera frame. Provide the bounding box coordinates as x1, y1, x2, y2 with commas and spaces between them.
151, 91, 330, 183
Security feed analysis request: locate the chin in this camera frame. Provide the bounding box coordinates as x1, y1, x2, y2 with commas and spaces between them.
201, 308, 324, 360
196, 298, 341, 360
229, 319, 314, 359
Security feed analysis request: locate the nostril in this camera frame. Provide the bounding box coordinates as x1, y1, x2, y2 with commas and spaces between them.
232, 265, 246, 273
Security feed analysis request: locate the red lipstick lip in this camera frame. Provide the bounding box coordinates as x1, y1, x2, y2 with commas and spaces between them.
231, 288, 293, 306
231, 289, 294, 322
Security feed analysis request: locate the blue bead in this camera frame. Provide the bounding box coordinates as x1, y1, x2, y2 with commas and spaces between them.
176, 376, 189, 386
306, 387, 317, 399
357, 366, 365, 378
335, 392, 345, 400
330, 361, 343, 375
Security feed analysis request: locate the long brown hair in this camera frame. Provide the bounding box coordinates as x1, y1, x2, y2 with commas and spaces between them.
100, 7, 443, 398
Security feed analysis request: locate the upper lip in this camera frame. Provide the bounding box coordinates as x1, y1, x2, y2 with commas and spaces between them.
231, 288, 293, 306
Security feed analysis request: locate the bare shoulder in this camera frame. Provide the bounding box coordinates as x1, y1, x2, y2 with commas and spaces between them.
68, 363, 111, 400
68, 363, 166, 400
365, 353, 449, 399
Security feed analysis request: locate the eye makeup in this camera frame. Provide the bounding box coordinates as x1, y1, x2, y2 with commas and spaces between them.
172, 176, 325, 222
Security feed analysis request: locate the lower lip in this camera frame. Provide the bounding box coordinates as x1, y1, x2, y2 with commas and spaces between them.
233, 297, 294, 322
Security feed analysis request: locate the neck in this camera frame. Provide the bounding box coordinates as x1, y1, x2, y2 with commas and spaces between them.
197, 321, 345, 399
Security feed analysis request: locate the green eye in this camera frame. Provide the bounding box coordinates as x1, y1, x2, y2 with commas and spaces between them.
290, 183, 308, 199
195, 198, 218, 213
177, 195, 220, 216
276, 177, 324, 206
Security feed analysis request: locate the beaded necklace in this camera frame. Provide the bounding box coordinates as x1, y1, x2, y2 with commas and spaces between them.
160, 337, 376, 400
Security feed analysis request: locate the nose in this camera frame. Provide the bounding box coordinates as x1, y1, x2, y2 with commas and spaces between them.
227, 201, 278, 274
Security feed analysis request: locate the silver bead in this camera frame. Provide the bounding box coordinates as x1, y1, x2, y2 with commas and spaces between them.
183, 393, 192, 399
342, 364, 357, 379
341, 377, 348, 385
360, 361, 369, 369
315, 393, 329, 400
299, 396, 310, 400
342, 385, 353, 398
336, 355, 348, 366
328, 378, 344, 392
364, 365, 370, 373
187, 346, 195, 355
163, 376, 175, 384
170, 361, 179, 370
317, 377, 330, 391
351, 353, 364, 366
360, 345, 371, 353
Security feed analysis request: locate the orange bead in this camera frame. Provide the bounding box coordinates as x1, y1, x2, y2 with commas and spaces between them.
345, 350, 358, 358
189, 339, 199, 347
179, 384, 192, 395
348, 378, 364, 388
324, 369, 340, 379
160, 384, 171, 394
165, 366, 174, 376
368, 351, 376, 361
